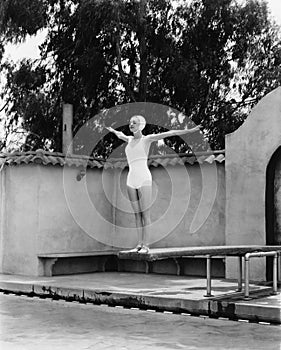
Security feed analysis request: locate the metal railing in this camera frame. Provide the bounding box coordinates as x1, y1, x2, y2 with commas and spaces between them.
244, 251, 279, 299
204, 251, 280, 299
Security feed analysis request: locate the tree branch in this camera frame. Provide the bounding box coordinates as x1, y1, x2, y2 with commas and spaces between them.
0, 101, 9, 113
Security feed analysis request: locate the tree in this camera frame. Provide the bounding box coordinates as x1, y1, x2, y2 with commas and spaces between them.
0, 0, 47, 42
1, 60, 62, 151
168, 0, 281, 147
1, 0, 281, 155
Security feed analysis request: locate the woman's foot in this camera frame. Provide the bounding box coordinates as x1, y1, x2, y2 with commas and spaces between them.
136, 244, 142, 252
138, 245, 149, 254
127, 244, 142, 253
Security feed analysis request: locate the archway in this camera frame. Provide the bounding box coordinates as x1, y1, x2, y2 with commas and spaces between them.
266, 146, 281, 280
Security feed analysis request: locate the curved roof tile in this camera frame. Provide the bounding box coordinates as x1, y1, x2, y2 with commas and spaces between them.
0, 149, 225, 169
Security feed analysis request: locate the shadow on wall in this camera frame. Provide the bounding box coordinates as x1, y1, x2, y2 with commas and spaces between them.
266, 146, 281, 246
266, 146, 281, 280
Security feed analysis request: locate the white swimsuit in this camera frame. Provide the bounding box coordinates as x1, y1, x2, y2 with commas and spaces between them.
125, 136, 152, 189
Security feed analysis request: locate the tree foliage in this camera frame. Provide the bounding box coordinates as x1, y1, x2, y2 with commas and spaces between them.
0, 0, 47, 42
1, 0, 281, 155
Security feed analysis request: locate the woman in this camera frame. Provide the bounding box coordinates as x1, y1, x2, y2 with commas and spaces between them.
106, 115, 201, 253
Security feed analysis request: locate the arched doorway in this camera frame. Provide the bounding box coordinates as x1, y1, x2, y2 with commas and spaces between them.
266, 146, 281, 280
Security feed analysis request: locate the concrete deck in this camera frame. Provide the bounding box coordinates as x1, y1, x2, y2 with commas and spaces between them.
0, 272, 280, 324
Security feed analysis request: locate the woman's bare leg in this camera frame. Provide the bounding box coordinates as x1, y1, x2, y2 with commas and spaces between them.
138, 185, 152, 252
127, 185, 143, 250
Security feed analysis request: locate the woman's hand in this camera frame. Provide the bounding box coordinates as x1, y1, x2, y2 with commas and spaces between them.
105, 126, 115, 133
104, 126, 129, 142
191, 125, 202, 132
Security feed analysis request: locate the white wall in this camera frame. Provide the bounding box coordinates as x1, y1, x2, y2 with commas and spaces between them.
0, 159, 225, 276
225, 87, 281, 280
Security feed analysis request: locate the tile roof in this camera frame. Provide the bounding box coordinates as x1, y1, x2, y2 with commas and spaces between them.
0, 149, 225, 170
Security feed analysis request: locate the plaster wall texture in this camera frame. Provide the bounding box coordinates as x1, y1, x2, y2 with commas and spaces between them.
225, 86, 281, 281
37, 165, 115, 253
114, 163, 225, 248
0, 164, 118, 276
1, 165, 40, 275
0, 159, 225, 276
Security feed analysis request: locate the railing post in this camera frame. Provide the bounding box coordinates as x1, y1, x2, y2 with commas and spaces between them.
244, 254, 250, 299
237, 256, 243, 292
204, 255, 213, 297
277, 252, 281, 283
272, 253, 278, 295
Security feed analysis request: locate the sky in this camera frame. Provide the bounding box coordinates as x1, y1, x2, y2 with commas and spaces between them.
3, 0, 281, 62
263, 0, 281, 25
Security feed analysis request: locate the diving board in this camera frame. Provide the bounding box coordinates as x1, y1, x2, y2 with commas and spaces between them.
118, 245, 281, 299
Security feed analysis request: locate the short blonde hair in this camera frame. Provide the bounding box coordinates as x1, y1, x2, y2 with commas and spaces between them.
132, 115, 146, 131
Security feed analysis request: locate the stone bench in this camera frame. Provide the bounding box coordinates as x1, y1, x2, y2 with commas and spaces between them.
38, 250, 225, 277
38, 251, 119, 277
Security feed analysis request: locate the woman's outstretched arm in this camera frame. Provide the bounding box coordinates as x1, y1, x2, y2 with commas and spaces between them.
146, 125, 202, 142
105, 127, 130, 142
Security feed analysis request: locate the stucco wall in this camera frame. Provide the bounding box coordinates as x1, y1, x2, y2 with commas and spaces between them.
37, 165, 116, 253
225, 86, 281, 281
0, 158, 225, 276
1, 165, 40, 275
0, 164, 117, 275
115, 163, 225, 248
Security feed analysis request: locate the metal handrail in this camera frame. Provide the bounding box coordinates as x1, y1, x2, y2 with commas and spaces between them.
244, 251, 279, 299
